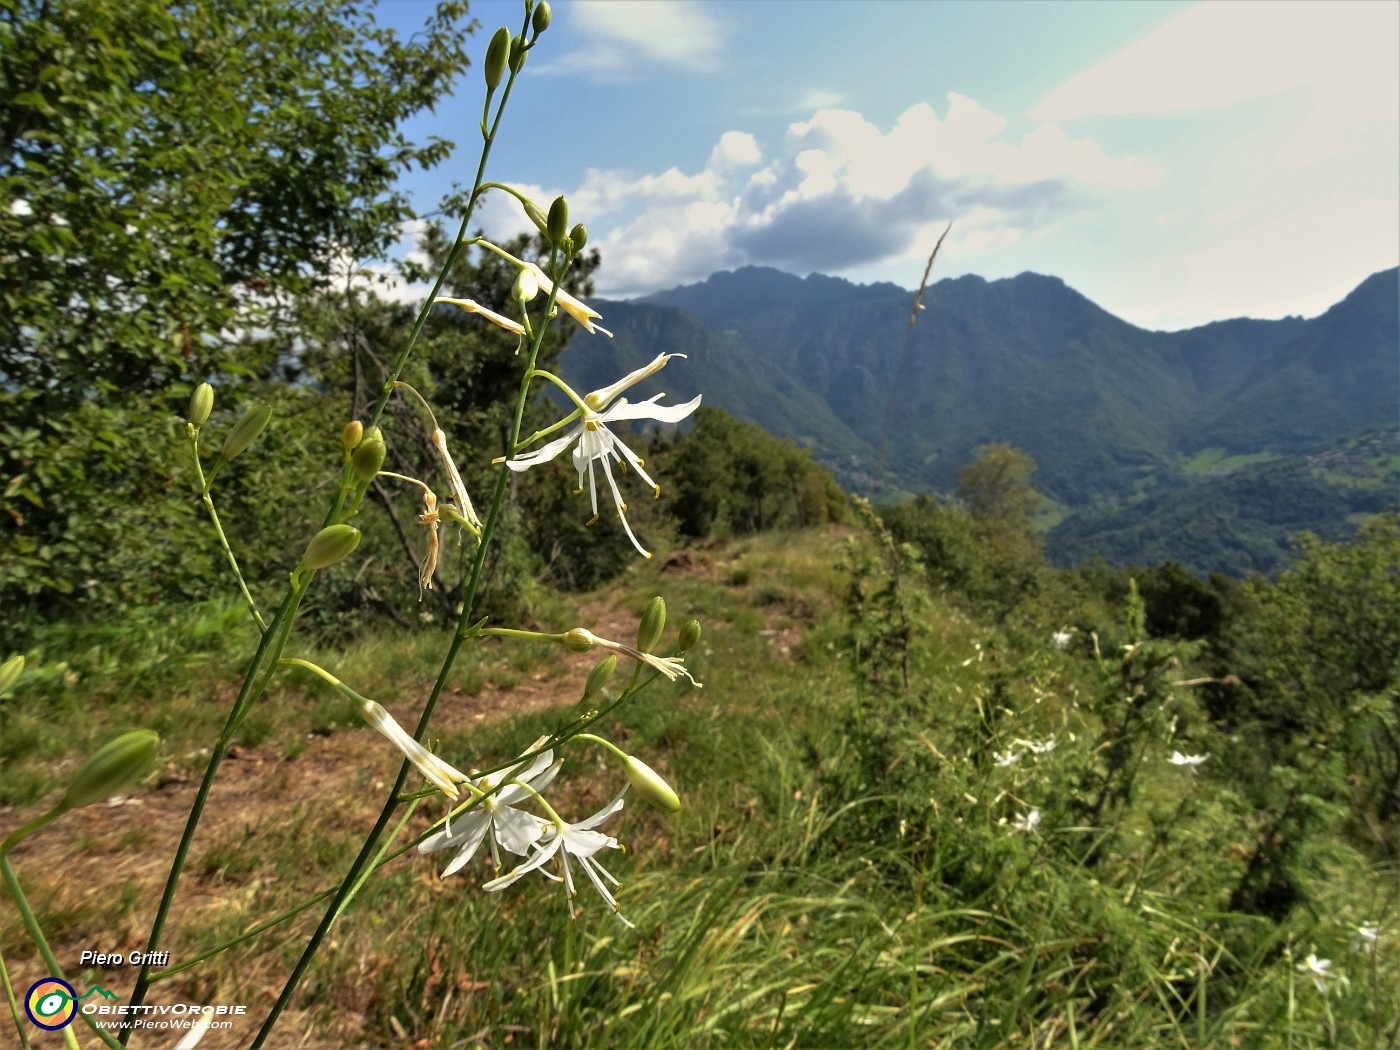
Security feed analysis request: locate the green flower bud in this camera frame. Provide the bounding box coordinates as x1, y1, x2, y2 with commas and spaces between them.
583, 655, 617, 699
484, 27, 510, 90
532, 0, 552, 35
637, 596, 666, 653
562, 628, 594, 653
342, 420, 363, 453
623, 755, 680, 813
678, 619, 702, 652
509, 33, 527, 72
570, 223, 588, 251
62, 730, 159, 810
547, 196, 569, 247
220, 404, 271, 462
512, 266, 539, 303
188, 383, 213, 428
522, 197, 550, 237
351, 425, 386, 482
299, 524, 361, 571
0, 653, 23, 697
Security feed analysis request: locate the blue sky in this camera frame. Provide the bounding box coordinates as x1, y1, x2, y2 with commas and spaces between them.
377, 0, 1399, 331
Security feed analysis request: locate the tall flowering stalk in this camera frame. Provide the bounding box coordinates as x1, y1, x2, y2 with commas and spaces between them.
0, 5, 701, 1049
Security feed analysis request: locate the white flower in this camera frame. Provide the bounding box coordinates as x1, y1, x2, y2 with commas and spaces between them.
508, 354, 701, 558
1052, 630, 1072, 650
1351, 924, 1380, 955
1169, 751, 1210, 771
1297, 953, 1333, 993
483, 788, 633, 926
1011, 807, 1041, 834
435, 296, 526, 335
993, 749, 1023, 768
565, 628, 701, 687
1017, 736, 1057, 755
359, 701, 468, 800
525, 262, 611, 336
419, 750, 561, 876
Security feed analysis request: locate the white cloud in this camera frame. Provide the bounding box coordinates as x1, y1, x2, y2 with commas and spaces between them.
1032, 1, 1398, 170
559, 96, 1159, 297
548, 1, 730, 77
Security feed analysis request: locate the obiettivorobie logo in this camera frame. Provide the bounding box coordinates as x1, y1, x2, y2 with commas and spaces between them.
24, 977, 120, 1030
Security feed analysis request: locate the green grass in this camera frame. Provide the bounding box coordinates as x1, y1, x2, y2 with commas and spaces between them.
2, 527, 1396, 1047
1181, 447, 1278, 476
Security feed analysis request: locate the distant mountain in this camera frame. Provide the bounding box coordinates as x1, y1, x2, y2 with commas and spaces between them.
561, 265, 1398, 573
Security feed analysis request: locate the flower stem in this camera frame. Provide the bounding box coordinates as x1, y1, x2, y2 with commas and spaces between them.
0, 942, 33, 1050
1, 857, 123, 1050
189, 429, 266, 632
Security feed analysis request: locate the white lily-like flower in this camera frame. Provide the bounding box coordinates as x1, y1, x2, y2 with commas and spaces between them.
435, 296, 526, 336
1297, 953, 1333, 993
1011, 807, 1041, 834
564, 628, 701, 687
1351, 924, 1380, 955
419, 750, 561, 876
1017, 736, 1057, 755
1169, 751, 1210, 770
993, 749, 1023, 768
359, 700, 468, 800
525, 262, 612, 336
1052, 630, 1072, 650
507, 354, 701, 558
483, 787, 632, 926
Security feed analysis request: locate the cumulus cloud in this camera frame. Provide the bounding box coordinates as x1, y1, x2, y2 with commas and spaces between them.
561, 96, 1160, 297
545, 1, 730, 77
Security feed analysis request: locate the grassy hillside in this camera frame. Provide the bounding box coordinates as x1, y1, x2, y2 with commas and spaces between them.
2, 523, 1395, 1047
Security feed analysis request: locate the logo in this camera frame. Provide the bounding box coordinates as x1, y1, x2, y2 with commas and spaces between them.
24, 978, 120, 1031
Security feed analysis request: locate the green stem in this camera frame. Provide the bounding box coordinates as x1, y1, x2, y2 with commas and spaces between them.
250, 20, 542, 1045
119, 578, 310, 1043
516, 405, 582, 450
526, 369, 590, 417
0, 942, 33, 1050
0, 804, 66, 856
1, 857, 123, 1050
190, 429, 266, 632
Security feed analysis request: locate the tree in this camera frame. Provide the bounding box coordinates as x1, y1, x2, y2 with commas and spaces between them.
0, 0, 473, 621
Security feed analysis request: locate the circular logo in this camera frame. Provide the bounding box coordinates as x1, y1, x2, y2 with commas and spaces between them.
25, 977, 77, 1030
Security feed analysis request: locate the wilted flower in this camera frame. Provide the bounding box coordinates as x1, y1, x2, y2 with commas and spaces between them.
419, 750, 561, 875
435, 296, 526, 335
507, 354, 700, 557
525, 262, 611, 335
1297, 953, 1333, 993
562, 628, 700, 687
483, 788, 632, 926
359, 701, 467, 800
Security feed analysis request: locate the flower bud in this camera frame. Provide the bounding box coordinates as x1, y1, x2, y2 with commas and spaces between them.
299, 524, 361, 571
637, 596, 666, 653
62, 730, 159, 810
341, 420, 363, 453
532, 0, 552, 35
521, 197, 550, 237
0, 653, 23, 697
547, 196, 569, 247
583, 655, 617, 699
220, 404, 271, 462
484, 27, 510, 90
351, 425, 386, 482
509, 33, 527, 73
623, 755, 680, 813
570, 223, 588, 251
512, 266, 539, 304
188, 383, 213, 428
678, 619, 702, 652
562, 628, 594, 653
